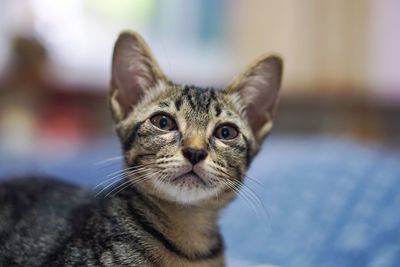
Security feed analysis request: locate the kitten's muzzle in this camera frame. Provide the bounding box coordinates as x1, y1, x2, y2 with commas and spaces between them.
182, 147, 208, 165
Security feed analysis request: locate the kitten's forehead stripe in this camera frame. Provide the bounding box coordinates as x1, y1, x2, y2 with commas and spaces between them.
159, 102, 169, 107
209, 89, 216, 101
215, 105, 222, 117
204, 89, 214, 111
174, 98, 182, 111
185, 87, 197, 110
180, 85, 220, 114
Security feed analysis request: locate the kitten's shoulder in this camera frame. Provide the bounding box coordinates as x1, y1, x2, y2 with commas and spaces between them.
0, 175, 92, 207
0, 175, 83, 193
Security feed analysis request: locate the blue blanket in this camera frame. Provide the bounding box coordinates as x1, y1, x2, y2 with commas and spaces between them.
1, 135, 399, 266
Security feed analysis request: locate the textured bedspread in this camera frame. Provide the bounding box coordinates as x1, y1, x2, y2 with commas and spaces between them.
1, 135, 399, 267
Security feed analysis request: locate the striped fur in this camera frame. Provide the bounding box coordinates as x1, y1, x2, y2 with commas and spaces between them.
0, 31, 283, 266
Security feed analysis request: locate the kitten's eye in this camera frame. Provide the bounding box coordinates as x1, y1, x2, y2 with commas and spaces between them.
150, 114, 177, 131
214, 124, 239, 140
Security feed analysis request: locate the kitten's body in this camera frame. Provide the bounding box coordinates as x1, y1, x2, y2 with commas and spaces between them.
0, 177, 223, 266
0, 31, 282, 266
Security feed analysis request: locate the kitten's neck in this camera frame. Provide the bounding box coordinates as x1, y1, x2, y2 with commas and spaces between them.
126, 186, 224, 261
157, 199, 223, 258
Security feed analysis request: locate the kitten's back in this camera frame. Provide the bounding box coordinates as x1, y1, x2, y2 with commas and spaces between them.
0, 177, 92, 265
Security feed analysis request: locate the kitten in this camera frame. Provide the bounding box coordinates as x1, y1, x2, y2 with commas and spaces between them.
0, 31, 283, 267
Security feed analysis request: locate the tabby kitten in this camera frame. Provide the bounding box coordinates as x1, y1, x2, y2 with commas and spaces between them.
0, 31, 283, 267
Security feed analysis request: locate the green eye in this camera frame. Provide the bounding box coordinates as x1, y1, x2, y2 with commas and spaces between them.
150, 113, 177, 131
214, 124, 239, 140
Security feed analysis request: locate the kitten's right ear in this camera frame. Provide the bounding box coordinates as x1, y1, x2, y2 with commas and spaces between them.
110, 31, 168, 122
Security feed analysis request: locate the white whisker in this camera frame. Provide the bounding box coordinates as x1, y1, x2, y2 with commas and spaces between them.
93, 156, 123, 166
93, 166, 151, 190
218, 167, 268, 221
108, 170, 161, 198
106, 164, 155, 178
95, 167, 155, 196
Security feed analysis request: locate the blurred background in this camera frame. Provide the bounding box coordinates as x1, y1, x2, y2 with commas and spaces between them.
0, 0, 399, 266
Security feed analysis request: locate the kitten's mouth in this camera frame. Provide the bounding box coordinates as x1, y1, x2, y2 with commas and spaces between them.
171, 171, 208, 186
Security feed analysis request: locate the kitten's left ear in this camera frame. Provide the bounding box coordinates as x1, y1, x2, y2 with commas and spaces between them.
225, 55, 283, 142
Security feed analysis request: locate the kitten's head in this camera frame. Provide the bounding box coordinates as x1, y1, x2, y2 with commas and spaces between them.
110, 31, 282, 204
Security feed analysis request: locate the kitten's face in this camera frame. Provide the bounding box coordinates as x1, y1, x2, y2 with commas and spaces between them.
117, 83, 255, 203
110, 31, 282, 204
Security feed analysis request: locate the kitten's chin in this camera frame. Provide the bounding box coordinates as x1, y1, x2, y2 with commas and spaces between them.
171, 171, 207, 186
151, 174, 221, 204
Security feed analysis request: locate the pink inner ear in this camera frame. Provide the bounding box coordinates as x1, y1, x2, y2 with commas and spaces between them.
110, 32, 162, 120
246, 104, 270, 135
235, 56, 283, 137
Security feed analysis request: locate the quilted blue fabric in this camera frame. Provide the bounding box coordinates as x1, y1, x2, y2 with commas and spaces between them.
222, 135, 400, 267
1, 134, 399, 267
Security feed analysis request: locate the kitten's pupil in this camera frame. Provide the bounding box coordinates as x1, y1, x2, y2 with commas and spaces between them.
221, 127, 230, 139
159, 117, 168, 129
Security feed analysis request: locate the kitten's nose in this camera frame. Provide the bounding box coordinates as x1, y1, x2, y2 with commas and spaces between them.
182, 147, 208, 165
